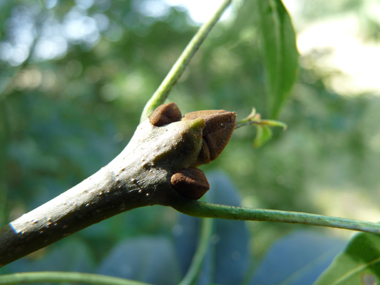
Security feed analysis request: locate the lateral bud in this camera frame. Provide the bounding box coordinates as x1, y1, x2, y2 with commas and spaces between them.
171, 168, 210, 200
149, 102, 182, 127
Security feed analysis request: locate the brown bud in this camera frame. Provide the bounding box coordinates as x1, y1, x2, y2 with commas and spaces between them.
171, 168, 210, 200
182, 110, 236, 165
149, 103, 182, 126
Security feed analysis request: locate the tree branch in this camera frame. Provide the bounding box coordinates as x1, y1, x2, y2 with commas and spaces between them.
0, 117, 205, 267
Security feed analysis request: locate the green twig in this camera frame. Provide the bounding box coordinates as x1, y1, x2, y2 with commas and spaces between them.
0, 272, 147, 285
179, 218, 213, 285
235, 119, 287, 130
140, 0, 233, 122
0, 40, 37, 102
0, 7, 45, 102
170, 198, 380, 235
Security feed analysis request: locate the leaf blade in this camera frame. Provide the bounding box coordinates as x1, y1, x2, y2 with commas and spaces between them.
248, 231, 347, 285
314, 233, 380, 285
254, 0, 299, 118
253, 125, 272, 148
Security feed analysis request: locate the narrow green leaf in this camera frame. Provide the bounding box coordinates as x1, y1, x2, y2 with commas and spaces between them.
254, 125, 272, 148
254, 0, 299, 118
259, 119, 287, 130
314, 233, 380, 285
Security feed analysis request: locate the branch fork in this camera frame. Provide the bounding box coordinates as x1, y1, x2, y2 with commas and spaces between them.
0, 103, 236, 267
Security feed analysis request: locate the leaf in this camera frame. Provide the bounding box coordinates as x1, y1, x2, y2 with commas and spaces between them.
314, 233, 380, 285
259, 119, 287, 130
248, 231, 347, 285
206, 172, 251, 285
254, 125, 272, 148
1, 239, 95, 274
173, 171, 251, 285
97, 237, 181, 285
254, 0, 299, 118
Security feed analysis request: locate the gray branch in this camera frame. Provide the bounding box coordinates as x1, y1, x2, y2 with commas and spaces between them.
0, 118, 204, 267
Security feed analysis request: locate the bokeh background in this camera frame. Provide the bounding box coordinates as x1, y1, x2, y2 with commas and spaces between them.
1, 0, 380, 278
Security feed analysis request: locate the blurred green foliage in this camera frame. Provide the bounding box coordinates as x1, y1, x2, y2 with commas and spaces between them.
1, 0, 380, 282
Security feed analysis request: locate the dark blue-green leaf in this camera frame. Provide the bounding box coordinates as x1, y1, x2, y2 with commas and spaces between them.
249, 231, 347, 285
1, 238, 94, 274
173, 171, 251, 285
98, 237, 181, 285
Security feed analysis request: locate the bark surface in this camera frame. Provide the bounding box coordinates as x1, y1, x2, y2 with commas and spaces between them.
0, 104, 236, 267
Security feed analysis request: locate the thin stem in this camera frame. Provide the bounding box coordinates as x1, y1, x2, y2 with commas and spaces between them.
0, 7, 44, 102
0, 272, 147, 285
0, 103, 10, 225
140, 0, 232, 122
234, 119, 260, 129
179, 218, 213, 285
0, 43, 36, 102
170, 198, 380, 235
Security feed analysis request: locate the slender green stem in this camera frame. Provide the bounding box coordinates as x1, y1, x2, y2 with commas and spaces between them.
0, 42, 36, 102
179, 218, 213, 285
140, 0, 232, 122
234, 119, 260, 129
170, 198, 380, 234
0, 8, 44, 102
0, 272, 147, 285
